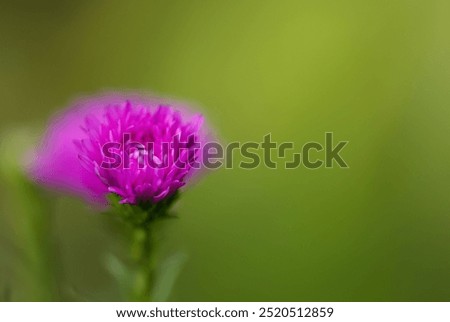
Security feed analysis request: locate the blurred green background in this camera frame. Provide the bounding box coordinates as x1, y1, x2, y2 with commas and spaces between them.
0, 0, 449, 301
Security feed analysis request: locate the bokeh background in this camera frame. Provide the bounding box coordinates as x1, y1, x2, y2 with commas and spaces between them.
1, 0, 449, 301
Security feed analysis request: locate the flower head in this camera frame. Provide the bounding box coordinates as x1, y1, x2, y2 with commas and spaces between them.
30, 93, 208, 206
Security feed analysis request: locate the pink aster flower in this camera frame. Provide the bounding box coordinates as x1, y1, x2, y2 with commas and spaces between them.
30, 93, 208, 206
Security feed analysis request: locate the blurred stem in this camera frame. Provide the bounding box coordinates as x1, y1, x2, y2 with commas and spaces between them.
14, 177, 57, 301
130, 224, 157, 301
1, 164, 57, 301
0, 128, 58, 301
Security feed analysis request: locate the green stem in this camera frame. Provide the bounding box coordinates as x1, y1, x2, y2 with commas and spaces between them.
130, 224, 157, 301
108, 192, 179, 302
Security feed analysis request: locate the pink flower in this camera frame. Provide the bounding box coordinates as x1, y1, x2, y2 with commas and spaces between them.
30, 93, 208, 205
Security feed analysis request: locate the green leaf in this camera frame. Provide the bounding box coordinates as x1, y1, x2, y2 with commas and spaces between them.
103, 253, 133, 300
152, 252, 188, 302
